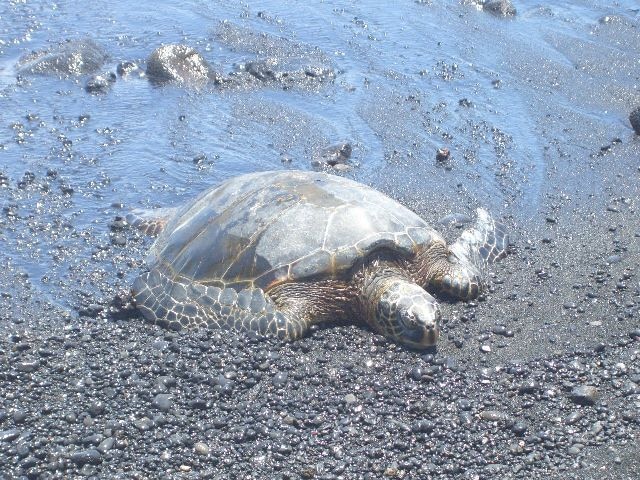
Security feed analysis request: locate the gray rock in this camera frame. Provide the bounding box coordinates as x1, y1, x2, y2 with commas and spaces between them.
483, 0, 516, 16
17, 39, 108, 76
70, 449, 102, 466
152, 394, 173, 412
194, 442, 210, 455
630, 107, 640, 135
85, 72, 116, 94
0, 429, 20, 442
570, 385, 599, 405
146, 44, 220, 86
312, 143, 353, 168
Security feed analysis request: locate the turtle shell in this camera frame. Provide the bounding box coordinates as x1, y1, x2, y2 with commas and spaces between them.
147, 170, 441, 290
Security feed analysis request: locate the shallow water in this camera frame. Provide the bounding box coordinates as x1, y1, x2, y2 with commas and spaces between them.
0, 0, 639, 309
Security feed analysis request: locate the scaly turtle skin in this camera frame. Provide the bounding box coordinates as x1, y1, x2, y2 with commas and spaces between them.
128, 170, 508, 349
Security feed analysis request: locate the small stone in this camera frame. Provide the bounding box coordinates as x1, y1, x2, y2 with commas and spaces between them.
193, 153, 207, 165
512, 421, 528, 436
565, 411, 583, 425
15, 359, 39, 373
134, 417, 154, 431
480, 345, 491, 353
312, 142, 352, 169
480, 411, 510, 422
194, 442, 210, 455
344, 393, 357, 404
436, 147, 450, 162
97, 437, 115, 454
70, 449, 102, 466
605, 254, 622, 264
570, 385, 599, 405
16, 443, 30, 458
590, 421, 603, 435
88, 401, 105, 417
491, 325, 508, 336
409, 366, 423, 381
152, 394, 173, 412
518, 379, 540, 394
272, 372, 288, 387
411, 420, 435, 433
12, 410, 27, 424
568, 445, 582, 456
0, 429, 20, 442
111, 234, 126, 247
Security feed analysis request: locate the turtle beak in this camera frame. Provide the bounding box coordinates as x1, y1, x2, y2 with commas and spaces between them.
421, 323, 439, 346
399, 306, 440, 349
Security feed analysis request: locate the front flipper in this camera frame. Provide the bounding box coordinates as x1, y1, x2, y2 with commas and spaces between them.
449, 208, 508, 274
132, 269, 309, 340
431, 208, 507, 300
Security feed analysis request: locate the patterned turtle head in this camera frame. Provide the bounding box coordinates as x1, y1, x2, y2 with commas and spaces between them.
374, 281, 441, 349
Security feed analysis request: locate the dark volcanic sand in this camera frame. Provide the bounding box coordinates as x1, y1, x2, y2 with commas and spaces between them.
1, 1, 639, 479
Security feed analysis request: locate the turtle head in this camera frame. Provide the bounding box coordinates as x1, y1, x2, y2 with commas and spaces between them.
373, 280, 441, 349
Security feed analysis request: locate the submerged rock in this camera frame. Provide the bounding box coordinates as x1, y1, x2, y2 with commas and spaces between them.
312, 142, 353, 169
146, 44, 221, 87
17, 39, 108, 76
236, 57, 335, 88
85, 72, 116, 94
629, 107, 640, 135
483, 0, 516, 16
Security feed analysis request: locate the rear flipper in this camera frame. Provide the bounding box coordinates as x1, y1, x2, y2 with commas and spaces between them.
449, 208, 508, 274
126, 207, 179, 236
131, 269, 309, 340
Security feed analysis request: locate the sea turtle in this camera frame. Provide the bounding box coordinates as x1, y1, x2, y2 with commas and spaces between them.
127, 170, 507, 349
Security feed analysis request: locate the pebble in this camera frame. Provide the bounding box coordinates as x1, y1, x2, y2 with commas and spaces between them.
70, 449, 102, 466
12, 410, 27, 424
15, 359, 39, 372
88, 401, 105, 417
409, 366, 423, 381
480, 411, 510, 422
194, 442, 210, 455
344, 393, 357, 404
511, 421, 528, 436
152, 394, 173, 412
570, 385, 599, 405
272, 371, 288, 387
565, 411, 583, 425
97, 437, 115, 454
518, 379, 540, 394
491, 325, 508, 336
0, 429, 20, 442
